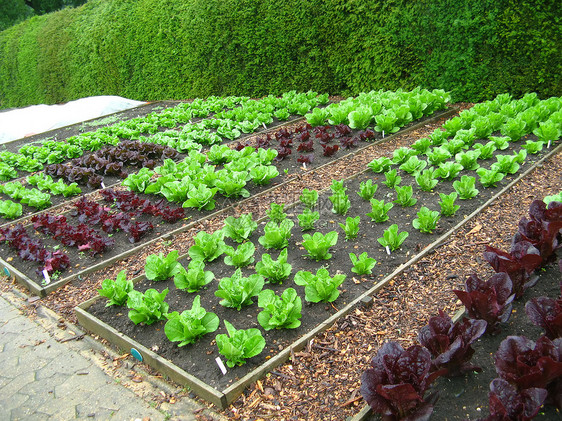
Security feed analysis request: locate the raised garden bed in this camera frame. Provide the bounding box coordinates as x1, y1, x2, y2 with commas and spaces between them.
75, 135, 562, 408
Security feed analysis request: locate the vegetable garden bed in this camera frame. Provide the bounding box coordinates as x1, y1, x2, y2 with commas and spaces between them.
75, 133, 562, 408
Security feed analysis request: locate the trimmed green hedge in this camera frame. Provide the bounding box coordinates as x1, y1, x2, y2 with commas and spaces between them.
0, 0, 560, 108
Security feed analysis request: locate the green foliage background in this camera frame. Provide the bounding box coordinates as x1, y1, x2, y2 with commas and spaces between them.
0, 0, 560, 108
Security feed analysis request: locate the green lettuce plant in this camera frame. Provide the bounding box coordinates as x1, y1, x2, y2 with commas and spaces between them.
367, 198, 393, 222
297, 208, 320, 231
173, 260, 214, 293
415, 168, 439, 192
164, 296, 219, 346
435, 161, 463, 180
145, 250, 182, 281
215, 269, 264, 310
522, 140, 544, 154
399, 156, 427, 175
377, 224, 409, 252
472, 141, 497, 159
127, 288, 169, 325
216, 321, 265, 367
453, 175, 479, 199
339, 216, 360, 240
223, 242, 256, 267
188, 231, 227, 262
258, 220, 294, 249
394, 185, 417, 207
455, 150, 481, 170
329, 191, 351, 215
476, 168, 505, 188
367, 157, 393, 173
250, 165, 279, 185
183, 185, 218, 210
383, 169, 402, 188
98, 270, 134, 306
222, 214, 257, 243
412, 207, 441, 234
294, 268, 346, 303
302, 231, 339, 260
0, 200, 22, 219
427, 147, 452, 166
392, 147, 416, 165
267, 203, 287, 223
349, 252, 377, 275
255, 249, 292, 284
357, 179, 378, 200
439, 192, 460, 216
491, 155, 520, 174
299, 188, 319, 209
257, 288, 302, 330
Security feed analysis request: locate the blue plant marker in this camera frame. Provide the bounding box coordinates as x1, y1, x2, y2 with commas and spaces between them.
130, 348, 143, 362
3, 267, 10, 277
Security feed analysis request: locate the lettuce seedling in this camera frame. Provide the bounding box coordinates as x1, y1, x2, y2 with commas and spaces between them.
534, 120, 560, 145
413, 207, 441, 234
305, 107, 328, 126
416, 168, 439, 192
439, 192, 460, 216
392, 147, 416, 165
258, 219, 294, 249
418, 311, 487, 376
453, 175, 479, 199
145, 250, 182, 281
411, 137, 432, 154
453, 273, 514, 334
215, 320, 266, 367
435, 161, 463, 180
182, 185, 218, 210
455, 150, 481, 170
367, 157, 393, 173
374, 111, 399, 135
255, 249, 292, 284
329, 191, 351, 215
173, 259, 214, 293
523, 140, 545, 154
348, 107, 373, 130
188, 231, 227, 262
164, 296, 219, 346
330, 179, 346, 194
500, 118, 527, 141
383, 169, 402, 188
297, 208, 319, 231
223, 241, 256, 268
367, 198, 394, 223
427, 146, 452, 166
472, 141, 497, 159
339, 216, 360, 240
215, 269, 264, 310
489, 136, 510, 150
98, 270, 134, 307
349, 252, 377, 275
393, 185, 417, 207
357, 179, 378, 200
302, 231, 339, 260
299, 188, 318, 209
377, 224, 409, 252
215, 171, 250, 198
476, 168, 505, 188
360, 342, 442, 420
222, 214, 257, 243
257, 288, 302, 330
294, 268, 346, 303
207, 144, 234, 164
127, 288, 169, 325
399, 156, 427, 175
266, 203, 287, 223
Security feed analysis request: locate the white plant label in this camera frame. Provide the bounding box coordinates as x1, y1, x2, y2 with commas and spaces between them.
382, 130, 385, 138
547, 140, 551, 149
262, 123, 267, 130
385, 246, 391, 255
42, 269, 51, 285
100, 181, 106, 189
215, 357, 227, 375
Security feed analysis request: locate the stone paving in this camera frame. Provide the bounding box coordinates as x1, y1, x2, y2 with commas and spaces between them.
0, 292, 222, 421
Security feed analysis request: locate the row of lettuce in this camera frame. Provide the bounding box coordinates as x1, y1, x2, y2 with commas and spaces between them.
360, 195, 562, 420
0, 88, 449, 221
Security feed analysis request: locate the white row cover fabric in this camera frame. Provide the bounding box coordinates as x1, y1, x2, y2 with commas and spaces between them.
0, 96, 146, 144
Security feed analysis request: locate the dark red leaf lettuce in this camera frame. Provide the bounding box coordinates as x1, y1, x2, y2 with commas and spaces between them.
453, 273, 515, 334
525, 283, 562, 339
360, 341, 443, 420
418, 310, 487, 376
483, 378, 547, 421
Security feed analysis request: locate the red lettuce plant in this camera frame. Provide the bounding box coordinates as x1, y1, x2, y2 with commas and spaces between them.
297, 139, 314, 152
334, 124, 352, 137
484, 242, 542, 299
322, 144, 339, 157
418, 310, 487, 376
494, 335, 562, 409
360, 341, 444, 420
453, 273, 515, 334
525, 282, 562, 339
482, 378, 547, 421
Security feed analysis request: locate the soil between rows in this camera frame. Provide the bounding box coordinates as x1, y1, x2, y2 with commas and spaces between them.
364, 256, 562, 421
85, 138, 551, 392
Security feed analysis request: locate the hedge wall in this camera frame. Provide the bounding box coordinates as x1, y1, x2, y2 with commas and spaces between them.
0, 0, 560, 108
